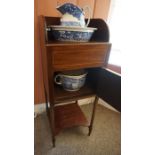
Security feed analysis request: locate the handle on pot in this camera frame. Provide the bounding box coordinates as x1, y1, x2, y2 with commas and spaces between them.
82, 5, 92, 27
54, 74, 62, 85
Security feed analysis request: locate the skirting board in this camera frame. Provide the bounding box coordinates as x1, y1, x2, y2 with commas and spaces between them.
34, 97, 119, 116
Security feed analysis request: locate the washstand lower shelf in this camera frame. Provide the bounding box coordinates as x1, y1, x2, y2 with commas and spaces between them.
54, 102, 89, 135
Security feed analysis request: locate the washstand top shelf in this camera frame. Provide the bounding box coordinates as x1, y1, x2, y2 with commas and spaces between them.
43, 16, 110, 43
45, 41, 111, 47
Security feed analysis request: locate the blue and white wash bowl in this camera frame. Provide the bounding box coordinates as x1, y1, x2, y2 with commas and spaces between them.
50, 25, 97, 42
54, 70, 87, 91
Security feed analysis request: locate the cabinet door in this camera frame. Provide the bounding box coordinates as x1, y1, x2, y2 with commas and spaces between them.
96, 68, 121, 112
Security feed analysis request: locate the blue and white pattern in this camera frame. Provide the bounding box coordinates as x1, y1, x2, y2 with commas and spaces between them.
57, 3, 83, 20
52, 30, 93, 42
52, 3, 96, 42
62, 76, 86, 91
54, 71, 87, 91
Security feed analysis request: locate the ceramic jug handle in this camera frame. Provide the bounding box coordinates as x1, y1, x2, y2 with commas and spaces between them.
82, 5, 92, 27
54, 74, 62, 85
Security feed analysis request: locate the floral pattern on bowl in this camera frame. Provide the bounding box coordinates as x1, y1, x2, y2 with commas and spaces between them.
49, 25, 97, 42
52, 30, 93, 42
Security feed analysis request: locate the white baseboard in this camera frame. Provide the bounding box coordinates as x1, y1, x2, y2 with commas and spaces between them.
34, 103, 45, 115
34, 97, 119, 116
98, 99, 119, 112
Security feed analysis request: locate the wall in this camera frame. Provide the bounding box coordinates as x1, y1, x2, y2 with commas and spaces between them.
34, 0, 111, 104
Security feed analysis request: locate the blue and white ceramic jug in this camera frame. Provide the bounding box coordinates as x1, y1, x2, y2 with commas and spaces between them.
56, 3, 91, 27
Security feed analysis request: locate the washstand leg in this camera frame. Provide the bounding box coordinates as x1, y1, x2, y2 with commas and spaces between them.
88, 96, 99, 136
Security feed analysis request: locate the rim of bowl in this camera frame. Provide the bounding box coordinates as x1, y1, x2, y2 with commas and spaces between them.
62, 72, 87, 79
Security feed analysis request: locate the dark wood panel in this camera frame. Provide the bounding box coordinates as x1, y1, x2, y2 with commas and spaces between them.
97, 68, 121, 112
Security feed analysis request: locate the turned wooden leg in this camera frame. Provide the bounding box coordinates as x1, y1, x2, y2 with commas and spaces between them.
49, 105, 56, 147
88, 96, 99, 136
